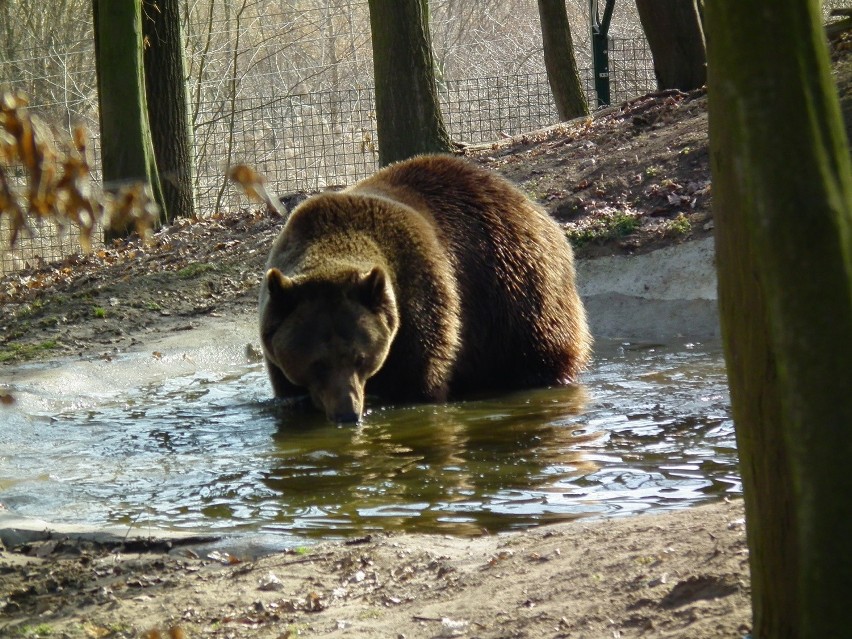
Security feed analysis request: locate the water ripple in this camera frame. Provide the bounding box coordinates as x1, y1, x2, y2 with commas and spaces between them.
0, 340, 737, 542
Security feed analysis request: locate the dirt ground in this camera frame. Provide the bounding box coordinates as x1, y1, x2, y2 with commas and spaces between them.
2, 35, 850, 639
0, 500, 750, 639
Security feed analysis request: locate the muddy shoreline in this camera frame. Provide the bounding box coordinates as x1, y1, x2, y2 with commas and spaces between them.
1, 498, 750, 639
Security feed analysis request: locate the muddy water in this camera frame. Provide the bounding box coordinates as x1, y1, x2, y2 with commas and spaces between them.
0, 340, 737, 545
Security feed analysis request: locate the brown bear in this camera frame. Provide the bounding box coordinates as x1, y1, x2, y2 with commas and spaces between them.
259, 154, 591, 422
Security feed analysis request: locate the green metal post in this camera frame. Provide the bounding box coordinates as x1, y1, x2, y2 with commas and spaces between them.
590, 0, 615, 106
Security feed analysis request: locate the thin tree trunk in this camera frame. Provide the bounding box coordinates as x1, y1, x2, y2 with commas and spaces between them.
142, 0, 196, 221
537, 0, 588, 120
368, 0, 453, 167
93, 0, 166, 237
706, 0, 852, 636
636, 0, 706, 91
214, 0, 247, 214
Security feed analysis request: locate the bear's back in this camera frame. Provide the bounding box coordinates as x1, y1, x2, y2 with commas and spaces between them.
352, 155, 591, 392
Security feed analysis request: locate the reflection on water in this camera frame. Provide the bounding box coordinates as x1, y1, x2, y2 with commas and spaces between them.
262, 385, 596, 537
0, 340, 737, 543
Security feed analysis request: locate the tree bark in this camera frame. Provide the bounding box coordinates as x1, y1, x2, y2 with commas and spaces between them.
93, 0, 166, 237
537, 0, 588, 120
706, 0, 852, 636
367, 0, 453, 167
636, 0, 706, 91
142, 0, 196, 220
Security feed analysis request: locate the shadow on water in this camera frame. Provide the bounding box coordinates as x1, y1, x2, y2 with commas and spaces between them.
0, 340, 738, 543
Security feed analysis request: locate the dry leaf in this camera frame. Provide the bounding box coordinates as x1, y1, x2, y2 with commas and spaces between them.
228, 163, 283, 216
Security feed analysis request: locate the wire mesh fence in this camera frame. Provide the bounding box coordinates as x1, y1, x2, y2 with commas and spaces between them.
1, 15, 657, 275
608, 36, 657, 102
197, 85, 381, 214
158, 32, 657, 219
442, 73, 557, 145
0, 220, 92, 275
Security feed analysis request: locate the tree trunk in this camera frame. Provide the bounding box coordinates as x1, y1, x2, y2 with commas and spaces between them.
142, 0, 196, 221
367, 0, 453, 167
0, 0, 13, 84
636, 0, 706, 91
706, 0, 852, 636
93, 0, 166, 237
537, 0, 588, 120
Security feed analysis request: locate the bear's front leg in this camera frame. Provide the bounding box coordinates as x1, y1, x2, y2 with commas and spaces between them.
264, 357, 305, 399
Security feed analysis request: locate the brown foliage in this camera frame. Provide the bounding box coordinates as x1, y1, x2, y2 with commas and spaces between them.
0, 91, 159, 252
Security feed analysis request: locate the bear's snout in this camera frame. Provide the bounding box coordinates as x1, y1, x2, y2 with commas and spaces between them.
327, 394, 362, 423
311, 376, 364, 424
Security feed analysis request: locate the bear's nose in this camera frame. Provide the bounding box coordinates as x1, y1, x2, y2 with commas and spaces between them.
330, 409, 360, 424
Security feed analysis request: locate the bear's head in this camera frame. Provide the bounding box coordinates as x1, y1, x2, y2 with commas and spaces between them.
261, 266, 399, 423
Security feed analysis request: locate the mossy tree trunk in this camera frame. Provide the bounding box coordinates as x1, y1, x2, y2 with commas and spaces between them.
367, 0, 453, 167
636, 0, 706, 91
142, 0, 196, 221
706, 1, 852, 636
93, 0, 166, 238
537, 0, 589, 120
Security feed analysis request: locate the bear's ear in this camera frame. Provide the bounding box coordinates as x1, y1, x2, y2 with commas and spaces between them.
357, 267, 391, 311
266, 268, 295, 308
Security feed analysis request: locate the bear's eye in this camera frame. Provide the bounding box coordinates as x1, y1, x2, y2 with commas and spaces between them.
354, 353, 366, 370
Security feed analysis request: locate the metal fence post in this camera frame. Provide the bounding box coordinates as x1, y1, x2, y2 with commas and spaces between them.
590, 0, 616, 107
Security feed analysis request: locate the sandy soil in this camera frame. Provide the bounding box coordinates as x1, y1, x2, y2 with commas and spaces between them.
2, 33, 850, 639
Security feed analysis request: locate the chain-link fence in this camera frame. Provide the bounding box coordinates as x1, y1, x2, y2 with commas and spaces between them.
1, 4, 657, 275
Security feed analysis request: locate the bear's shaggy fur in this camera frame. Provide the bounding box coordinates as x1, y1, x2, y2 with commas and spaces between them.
259, 154, 591, 422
